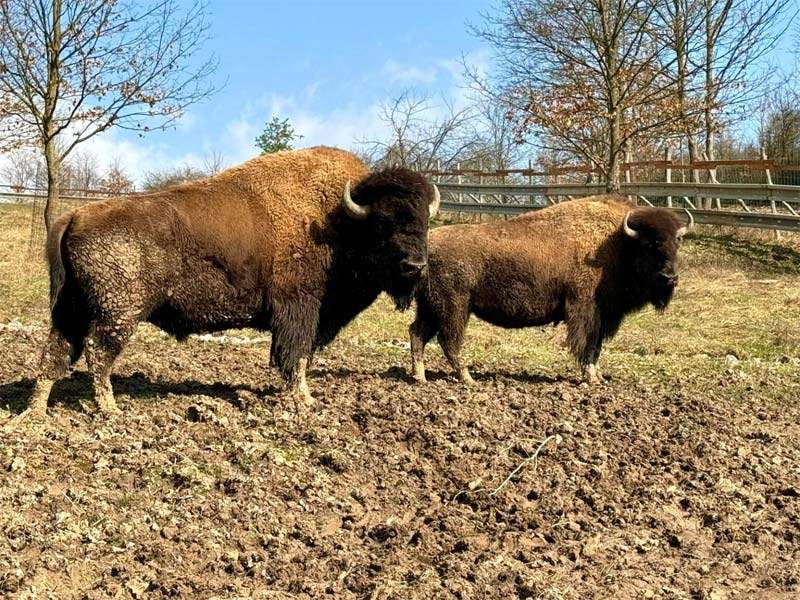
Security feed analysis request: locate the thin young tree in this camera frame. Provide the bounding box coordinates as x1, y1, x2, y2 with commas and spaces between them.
255, 117, 302, 154
0, 0, 217, 231
653, 0, 706, 180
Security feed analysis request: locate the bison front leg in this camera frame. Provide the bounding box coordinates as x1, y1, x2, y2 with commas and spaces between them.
270, 297, 320, 408
409, 309, 438, 383
565, 299, 603, 383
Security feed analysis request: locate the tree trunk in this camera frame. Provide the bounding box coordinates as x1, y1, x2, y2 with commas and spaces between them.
606, 110, 622, 193
703, 0, 715, 209
43, 138, 60, 233
42, 0, 63, 233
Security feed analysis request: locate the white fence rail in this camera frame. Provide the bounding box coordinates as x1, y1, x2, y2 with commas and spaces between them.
434, 182, 800, 232
5, 182, 800, 232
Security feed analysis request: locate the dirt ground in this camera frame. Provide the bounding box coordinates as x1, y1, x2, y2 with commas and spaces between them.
1, 204, 799, 599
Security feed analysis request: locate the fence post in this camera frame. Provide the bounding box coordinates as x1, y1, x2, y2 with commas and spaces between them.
665, 146, 673, 208
762, 148, 780, 239
624, 150, 633, 203
456, 162, 462, 204
706, 153, 721, 210
477, 160, 484, 222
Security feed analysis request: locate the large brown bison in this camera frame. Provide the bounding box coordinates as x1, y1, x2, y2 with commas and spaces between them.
409, 195, 692, 383
27, 146, 439, 416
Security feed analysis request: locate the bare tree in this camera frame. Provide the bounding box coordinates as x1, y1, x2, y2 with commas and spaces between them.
759, 88, 800, 160
100, 157, 135, 195
360, 90, 477, 170
0, 0, 217, 231
1, 148, 37, 192
141, 164, 207, 192
468, 96, 525, 171
696, 0, 793, 163
202, 150, 225, 175
141, 153, 225, 192
67, 149, 102, 193
472, 0, 694, 191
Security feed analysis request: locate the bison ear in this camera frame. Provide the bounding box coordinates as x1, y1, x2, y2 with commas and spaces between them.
622, 211, 639, 239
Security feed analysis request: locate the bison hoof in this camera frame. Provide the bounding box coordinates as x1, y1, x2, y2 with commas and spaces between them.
458, 368, 475, 385
411, 363, 427, 383
582, 364, 601, 383
295, 381, 315, 408
96, 395, 121, 416
4, 405, 47, 431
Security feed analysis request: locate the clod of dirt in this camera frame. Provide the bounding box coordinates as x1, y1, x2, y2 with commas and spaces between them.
8, 457, 25, 472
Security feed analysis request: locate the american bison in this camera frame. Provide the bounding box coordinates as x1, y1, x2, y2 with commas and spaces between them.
27, 146, 439, 417
409, 195, 692, 383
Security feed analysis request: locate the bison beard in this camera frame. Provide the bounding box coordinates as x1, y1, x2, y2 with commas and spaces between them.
386, 276, 418, 311
24, 147, 438, 418
409, 196, 690, 384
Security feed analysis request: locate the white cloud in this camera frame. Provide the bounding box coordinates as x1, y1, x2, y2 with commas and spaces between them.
382, 60, 438, 84
220, 90, 390, 166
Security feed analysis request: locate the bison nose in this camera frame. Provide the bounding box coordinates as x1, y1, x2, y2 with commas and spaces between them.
401, 258, 428, 275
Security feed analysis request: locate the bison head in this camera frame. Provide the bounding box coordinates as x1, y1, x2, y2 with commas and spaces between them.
621, 207, 693, 310
340, 168, 440, 310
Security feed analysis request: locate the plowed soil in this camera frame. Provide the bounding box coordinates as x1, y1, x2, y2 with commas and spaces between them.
1, 205, 799, 599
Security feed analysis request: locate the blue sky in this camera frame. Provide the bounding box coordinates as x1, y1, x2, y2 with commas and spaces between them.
80, 0, 494, 184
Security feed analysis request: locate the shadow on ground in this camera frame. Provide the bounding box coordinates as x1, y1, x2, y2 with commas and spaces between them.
0, 372, 272, 415
690, 233, 800, 274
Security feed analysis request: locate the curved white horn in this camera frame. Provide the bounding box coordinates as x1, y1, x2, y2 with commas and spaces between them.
622, 210, 639, 238
676, 208, 694, 237
429, 184, 441, 219
342, 180, 370, 220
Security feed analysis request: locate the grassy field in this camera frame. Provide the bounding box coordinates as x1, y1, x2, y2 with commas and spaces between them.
1, 201, 799, 598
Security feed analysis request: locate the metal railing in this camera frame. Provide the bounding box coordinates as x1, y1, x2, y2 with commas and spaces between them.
433, 181, 800, 232
5, 180, 800, 232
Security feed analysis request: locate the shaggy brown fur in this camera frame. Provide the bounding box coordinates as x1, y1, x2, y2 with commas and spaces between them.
28, 146, 437, 416
409, 195, 689, 383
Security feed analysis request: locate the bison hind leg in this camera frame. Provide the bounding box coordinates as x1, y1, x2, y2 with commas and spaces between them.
26, 295, 90, 417
84, 316, 138, 415
435, 304, 473, 384
27, 328, 78, 417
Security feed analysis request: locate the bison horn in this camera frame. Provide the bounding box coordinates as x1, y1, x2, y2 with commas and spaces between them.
622, 211, 639, 239
342, 180, 370, 220
676, 208, 694, 237
429, 184, 441, 219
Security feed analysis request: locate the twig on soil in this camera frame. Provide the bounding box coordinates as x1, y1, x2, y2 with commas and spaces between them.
451, 434, 561, 502
489, 434, 560, 496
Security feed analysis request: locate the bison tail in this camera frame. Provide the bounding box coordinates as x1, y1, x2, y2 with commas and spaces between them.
46, 210, 75, 312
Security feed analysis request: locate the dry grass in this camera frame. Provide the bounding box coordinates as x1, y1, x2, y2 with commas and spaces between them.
2, 202, 800, 389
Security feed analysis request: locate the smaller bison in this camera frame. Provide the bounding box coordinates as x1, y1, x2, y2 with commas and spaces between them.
409, 195, 693, 383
